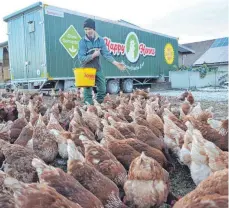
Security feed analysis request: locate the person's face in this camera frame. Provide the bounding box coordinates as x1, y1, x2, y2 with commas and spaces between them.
84, 27, 95, 38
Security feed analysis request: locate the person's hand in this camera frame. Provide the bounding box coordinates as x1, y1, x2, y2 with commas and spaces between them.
114, 61, 126, 71
92, 49, 100, 59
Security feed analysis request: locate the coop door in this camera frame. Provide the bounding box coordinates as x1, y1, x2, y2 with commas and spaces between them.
24, 9, 46, 80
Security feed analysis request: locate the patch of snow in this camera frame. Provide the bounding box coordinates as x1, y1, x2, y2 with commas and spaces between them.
196, 87, 228, 92
151, 89, 228, 102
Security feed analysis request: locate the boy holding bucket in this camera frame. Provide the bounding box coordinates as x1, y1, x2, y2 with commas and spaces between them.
78, 18, 126, 105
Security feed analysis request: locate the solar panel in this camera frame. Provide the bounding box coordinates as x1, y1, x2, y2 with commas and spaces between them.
217, 39, 223, 47
211, 39, 220, 48
218, 37, 226, 47
222, 38, 228, 46
215, 38, 222, 47
211, 37, 228, 48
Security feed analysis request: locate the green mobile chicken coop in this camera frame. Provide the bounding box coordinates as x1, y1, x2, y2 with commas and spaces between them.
4, 2, 178, 93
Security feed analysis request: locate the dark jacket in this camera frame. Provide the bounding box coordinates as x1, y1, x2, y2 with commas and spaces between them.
78, 32, 115, 70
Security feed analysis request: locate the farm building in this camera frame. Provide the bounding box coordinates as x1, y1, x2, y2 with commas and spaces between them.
180, 39, 215, 67
170, 37, 228, 88
178, 44, 195, 66
182, 38, 228, 70
192, 37, 228, 71
3, 2, 178, 93
0, 41, 10, 86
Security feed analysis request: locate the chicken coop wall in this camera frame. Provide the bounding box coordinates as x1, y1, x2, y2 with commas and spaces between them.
4, 2, 47, 83
4, 2, 178, 84
6, 15, 26, 81
44, 5, 178, 79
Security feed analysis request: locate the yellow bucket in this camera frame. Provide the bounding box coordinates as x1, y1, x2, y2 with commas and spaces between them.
73, 68, 96, 87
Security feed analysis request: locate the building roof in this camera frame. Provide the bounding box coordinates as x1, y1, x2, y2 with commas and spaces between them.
0, 41, 8, 48
178, 44, 195, 54
194, 37, 228, 65
181, 39, 215, 66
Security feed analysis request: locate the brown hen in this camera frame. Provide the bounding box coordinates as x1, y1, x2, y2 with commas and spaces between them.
124, 152, 170, 208
4, 176, 82, 208
129, 111, 163, 138
67, 140, 125, 208
32, 115, 58, 163
0, 171, 15, 208
9, 117, 28, 143
101, 135, 140, 170
186, 115, 228, 151
129, 123, 164, 151
80, 108, 103, 141
108, 116, 136, 138
14, 122, 33, 146
101, 119, 126, 140
145, 102, 164, 132
32, 158, 103, 208
187, 91, 194, 105
1, 143, 38, 183
79, 135, 127, 187
163, 108, 187, 131
118, 138, 168, 169
178, 91, 189, 101
181, 98, 191, 115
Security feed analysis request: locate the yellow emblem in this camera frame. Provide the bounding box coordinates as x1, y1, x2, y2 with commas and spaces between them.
164, 43, 174, 65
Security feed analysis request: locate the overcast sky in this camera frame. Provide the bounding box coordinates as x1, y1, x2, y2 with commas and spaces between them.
0, 0, 228, 44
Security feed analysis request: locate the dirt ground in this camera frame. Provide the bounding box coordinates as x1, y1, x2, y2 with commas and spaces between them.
197, 100, 228, 120
167, 95, 228, 120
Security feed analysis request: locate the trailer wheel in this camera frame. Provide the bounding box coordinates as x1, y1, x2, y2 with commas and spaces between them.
122, 79, 133, 93
106, 79, 120, 94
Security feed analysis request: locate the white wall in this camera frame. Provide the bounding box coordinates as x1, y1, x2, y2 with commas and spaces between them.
218, 65, 228, 72
169, 66, 228, 88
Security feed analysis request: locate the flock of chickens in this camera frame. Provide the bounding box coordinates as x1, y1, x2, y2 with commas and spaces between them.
0, 88, 228, 208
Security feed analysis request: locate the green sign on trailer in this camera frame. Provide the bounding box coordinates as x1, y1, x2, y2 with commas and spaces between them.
4, 2, 178, 93
59, 25, 81, 58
